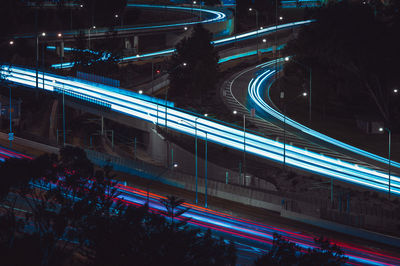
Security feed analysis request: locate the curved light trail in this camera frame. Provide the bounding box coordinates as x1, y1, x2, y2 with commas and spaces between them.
50, 19, 313, 69
3, 4, 399, 264
247, 60, 400, 169
2, 65, 399, 196
14, 4, 227, 40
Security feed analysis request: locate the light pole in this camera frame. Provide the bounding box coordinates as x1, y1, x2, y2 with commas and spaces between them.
58, 33, 63, 70
199, 1, 202, 21
379, 127, 392, 199
249, 8, 259, 56
36, 32, 46, 92
166, 62, 187, 130
147, 162, 179, 203
285, 56, 312, 123
233, 110, 247, 185
180, 118, 208, 207
243, 114, 246, 185
88, 26, 96, 50
8, 85, 12, 148
280, 91, 308, 168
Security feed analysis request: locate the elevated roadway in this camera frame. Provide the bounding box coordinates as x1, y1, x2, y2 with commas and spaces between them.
1, 65, 399, 197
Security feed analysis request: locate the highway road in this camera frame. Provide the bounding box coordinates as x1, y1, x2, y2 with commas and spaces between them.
0, 146, 32, 161
2, 65, 400, 197
225, 60, 399, 185
115, 183, 400, 265
50, 19, 312, 69
14, 4, 228, 40
2, 3, 400, 264
3, 144, 398, 265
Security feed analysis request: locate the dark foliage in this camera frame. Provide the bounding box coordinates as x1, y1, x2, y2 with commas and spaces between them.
254, 233, 348, 266
169, 24, 219, 103
284, 1, 400, 130
0, 147, 236, 266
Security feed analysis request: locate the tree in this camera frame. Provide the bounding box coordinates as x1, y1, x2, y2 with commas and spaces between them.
254, 233, 348, 266
254, 233, 300, 266
169, 24, 219, 104
284, 1, 400, 129
0, 147, 237, 266
159, 195, 190, 228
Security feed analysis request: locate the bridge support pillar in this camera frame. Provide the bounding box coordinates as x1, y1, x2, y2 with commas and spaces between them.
124, 38, 132, 49
133, 35, 139, 54
147, 124, 168, 164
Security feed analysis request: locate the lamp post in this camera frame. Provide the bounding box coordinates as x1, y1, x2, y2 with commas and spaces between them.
280, 91, 308, 168
243, 114, 246, 185
285, 56, 312, 123
166, 62, 187, 130
36, 32, 46, 91
8, 85, 12, 148
180, 118, 208, 207
58, 33, 63, 70
88, 26, 96, 50
147, 162, 179, 203
379, 127, 392, 199
249, 8, 259, 56
233, 110, 247, 185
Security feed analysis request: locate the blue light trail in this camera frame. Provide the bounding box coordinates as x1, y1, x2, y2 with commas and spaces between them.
1, 65, 399, 196
50, 20, 313, 69
247, 60, 400, 171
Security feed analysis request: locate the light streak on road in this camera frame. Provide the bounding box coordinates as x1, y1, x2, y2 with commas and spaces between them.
0, 146, 32, 161
1, 146, 399, 264
1, 65, 400, 196
50, 19, 313, 69
115, 183, 400, 266
247, 60, 400, 172
14, 4, 227, 40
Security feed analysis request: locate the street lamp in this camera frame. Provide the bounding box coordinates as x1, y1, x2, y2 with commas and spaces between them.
9, 40, 14, 45
57, 33, 63, 69
233, 111, 247, 185
57, 33, 65, 146
166, 62, 187, 129
379, 127, 392, 199
280, 91, 308, 168
285, 56, 313, 123
88, 26, 96, 49
6, 85, 13, 148
36, 32, 46, 91
249, 8, 259, 56
180, 118, 208, 207
146, 162, 179, 203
